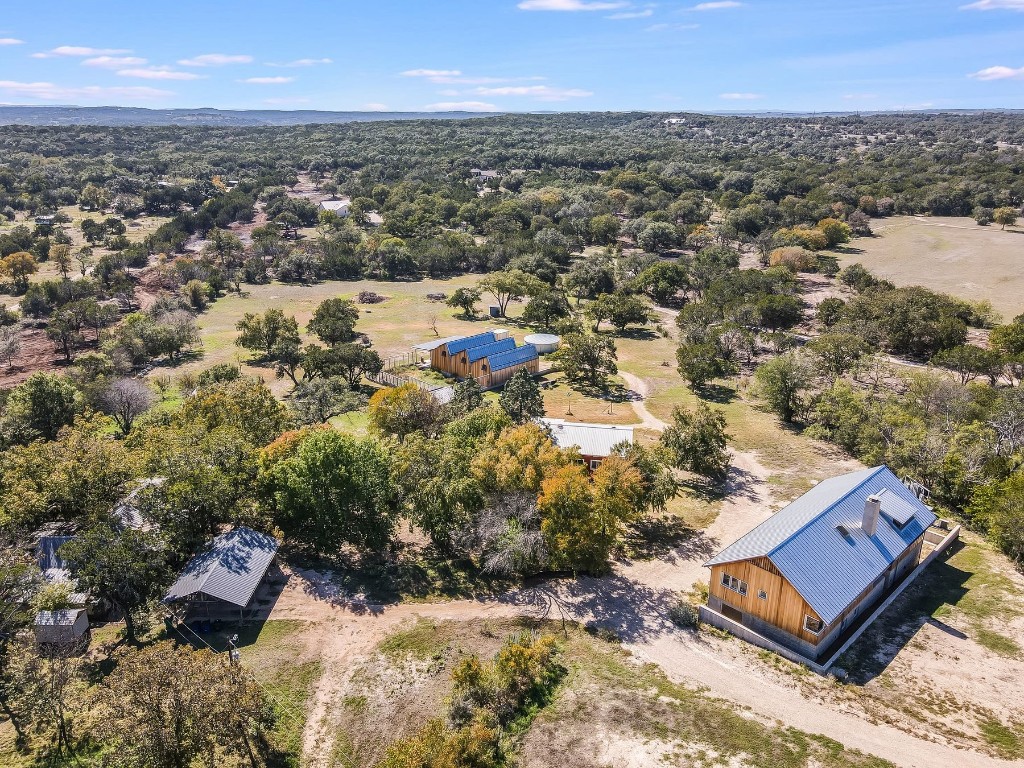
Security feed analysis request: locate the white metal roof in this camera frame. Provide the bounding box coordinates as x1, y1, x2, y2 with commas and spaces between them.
412, 335, 465, 352
319, 199, 350, 212
164, 527, 279, 608
705, 466, 936, 625
539, 418, 634, 458
35, 609, 86, 627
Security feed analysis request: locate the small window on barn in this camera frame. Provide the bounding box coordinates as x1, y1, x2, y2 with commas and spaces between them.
589, 459, 602, 470
804, 615, 824, 635
757, 590, 768, 600
721, 573, 748, 597
482, 364, 488, 372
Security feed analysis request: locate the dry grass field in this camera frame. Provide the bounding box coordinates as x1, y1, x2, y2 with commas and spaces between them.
845, 216, 1024, 321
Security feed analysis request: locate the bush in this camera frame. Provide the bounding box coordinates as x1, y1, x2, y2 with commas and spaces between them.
769, 246, 816, 273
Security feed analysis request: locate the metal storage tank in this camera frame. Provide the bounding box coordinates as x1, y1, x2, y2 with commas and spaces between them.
523, 333, 561, 354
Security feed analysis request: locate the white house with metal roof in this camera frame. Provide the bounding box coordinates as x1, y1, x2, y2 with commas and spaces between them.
539, 418, 634, 470
704, 465, 936, 660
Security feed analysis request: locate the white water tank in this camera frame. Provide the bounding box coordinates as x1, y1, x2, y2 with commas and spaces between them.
524, 333, 561, 354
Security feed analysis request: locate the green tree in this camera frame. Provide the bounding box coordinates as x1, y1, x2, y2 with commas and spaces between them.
235, 309, 300, 358
91, 642, 273, 768
930, 344, 999, 385
972, 472, 1024, 564
637, 221, 679, 253
552, 333, 617, 387
290, 378, 363, 425
60, 525, 165, 644
308, 297, 360, 345
659, 402, 730, 481
179, 376, 290, 447
754, 352, 813, 423
676, 342, 736, 390
329, 343, 383, 389
0, 372, 79, 445
477, 269, 544, 318
499, 368, 544, 424
447, 287, 482, 318
261, 429, 399, 552
0, 252, 38, 294
816, 217, 852, 247
368, 382, 443, 441
993, 206, 1018, 231
522, 287, 570, 331
808, 333, 872, 381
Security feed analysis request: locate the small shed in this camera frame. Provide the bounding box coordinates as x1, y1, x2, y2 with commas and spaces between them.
34, 609, 90, 649
164, 527, 280, 621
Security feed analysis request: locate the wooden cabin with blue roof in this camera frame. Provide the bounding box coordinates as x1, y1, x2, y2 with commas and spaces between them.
704, 465, 936, 660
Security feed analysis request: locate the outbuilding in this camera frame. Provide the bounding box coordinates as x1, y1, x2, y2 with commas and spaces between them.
703, 465, 936, 661
163, 527, 280, 622
539, 418, 634, 470
319, 199, 351, 217
34, 609, 90, 651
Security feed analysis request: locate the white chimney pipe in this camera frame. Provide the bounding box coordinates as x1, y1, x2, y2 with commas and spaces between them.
862, 496, 881, 536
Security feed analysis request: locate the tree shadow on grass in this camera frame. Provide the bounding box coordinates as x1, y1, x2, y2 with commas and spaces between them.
616, 327, 660, 342
621, 515, 719, 563
695, 383, 737, 404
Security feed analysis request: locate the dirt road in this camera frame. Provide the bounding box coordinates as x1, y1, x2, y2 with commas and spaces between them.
274, 442, 1018, 768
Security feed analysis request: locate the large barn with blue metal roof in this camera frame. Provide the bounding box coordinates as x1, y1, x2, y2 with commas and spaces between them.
704, 465, 936, 660
423, 329, 539, 388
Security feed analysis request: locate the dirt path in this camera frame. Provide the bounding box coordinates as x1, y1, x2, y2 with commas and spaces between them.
618, 370, 670, 431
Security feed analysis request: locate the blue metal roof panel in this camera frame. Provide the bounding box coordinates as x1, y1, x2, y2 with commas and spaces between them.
467, 337, 516, 362
706, 466, 936, 625
445, 332, 496, 355
489, 344, 538, 372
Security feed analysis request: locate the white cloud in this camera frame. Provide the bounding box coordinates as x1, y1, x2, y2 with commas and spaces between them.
424, 100, 498, 111
362, 103, 390, 111
607, 8, 654, 18
646, 22, 700, 30
118, 67, 205, 81
82, 56, 147, 68
0, 80, 171, 101
843, 93, 878, 100
240, 76, 295, 84
518, 0, 628, 10
0, 38, 24, 46
689, 1, 742, 9
969, 65, 1024, 80
178, 53, 253, 67
266, 58, 333, 67
960, 0, 1024, 9
33, 45, 132, 59
720, 92, 762, 100
475, 84, 592, 101
401, 68, 463, 78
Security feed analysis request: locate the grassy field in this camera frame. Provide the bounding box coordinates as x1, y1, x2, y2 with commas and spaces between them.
845, 216, 1024, 321
334, 617, 896, 768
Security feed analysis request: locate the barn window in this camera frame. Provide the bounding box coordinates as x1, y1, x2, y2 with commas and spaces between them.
589, 459, 602, 470
721, 573, 748, 597
757, 590, 768, 600
482, 364, 488, 371
804, 615, 824, 634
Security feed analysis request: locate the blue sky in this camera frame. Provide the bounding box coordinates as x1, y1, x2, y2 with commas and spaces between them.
1, 0, 1023, 112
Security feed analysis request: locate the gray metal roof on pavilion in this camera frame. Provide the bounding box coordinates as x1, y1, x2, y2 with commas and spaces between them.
163, 527, 279, 608
705, 466, 936, 625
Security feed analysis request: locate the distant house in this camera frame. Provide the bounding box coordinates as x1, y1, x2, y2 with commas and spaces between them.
35, 609, 90, 651
470, 169, 500, 183
703, 466, 936, 661
319, 199, 351, 217
539, 418, 634, 470
163, 527, 279, 621
34, 214, 56, 226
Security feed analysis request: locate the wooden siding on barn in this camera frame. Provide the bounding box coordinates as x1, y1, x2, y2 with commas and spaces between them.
709, 560, 824, 646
